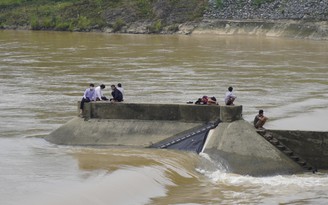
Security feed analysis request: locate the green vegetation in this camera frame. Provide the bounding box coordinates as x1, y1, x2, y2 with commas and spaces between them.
216, 0, 223, 8
0, 0, 207, 33
252, 0, 274, 8
112, 18, 125, 32
147, 19, 162, 33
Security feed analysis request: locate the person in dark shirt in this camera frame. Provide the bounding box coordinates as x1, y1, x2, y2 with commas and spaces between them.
254, 109, 268, 129
110, 84, 123, 102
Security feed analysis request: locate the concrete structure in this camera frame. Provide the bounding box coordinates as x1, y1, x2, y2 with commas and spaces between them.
268, 130, 328, 169
202, 120, 303, 176
47, 102, 327, 176
47, 102, 221, 146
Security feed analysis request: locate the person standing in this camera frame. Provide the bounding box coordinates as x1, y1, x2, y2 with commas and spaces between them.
224, 86, 236, 105
110, 85, 123, 102
95, 84, 108, 101
254, 110, 268, 129
80, 83, 96, 115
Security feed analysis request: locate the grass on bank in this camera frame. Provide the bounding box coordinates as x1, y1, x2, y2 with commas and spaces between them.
0, 0, 207, 32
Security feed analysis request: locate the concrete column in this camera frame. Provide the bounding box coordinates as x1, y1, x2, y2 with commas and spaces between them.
83, 102, 92, 120
220, 105, 243, 122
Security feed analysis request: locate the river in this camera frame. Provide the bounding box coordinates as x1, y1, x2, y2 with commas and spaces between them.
0, 30, 327, 205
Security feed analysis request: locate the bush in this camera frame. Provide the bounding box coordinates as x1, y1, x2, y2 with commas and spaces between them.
112, 18, 125, 32
147, 19, 163, 33
55, 21, 72, 31
76, 15, 91, 30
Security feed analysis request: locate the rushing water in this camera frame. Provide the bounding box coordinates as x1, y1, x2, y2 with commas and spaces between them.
0, 30, 328, 205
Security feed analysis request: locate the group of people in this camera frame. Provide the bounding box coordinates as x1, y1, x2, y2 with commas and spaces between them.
80, 84, 268, 129
194, 86, 236, 106
194, 86, 268, 129
79, 83, 124, 115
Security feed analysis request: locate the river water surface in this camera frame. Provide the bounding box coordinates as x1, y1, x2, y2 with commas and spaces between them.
0, 30, 328, 205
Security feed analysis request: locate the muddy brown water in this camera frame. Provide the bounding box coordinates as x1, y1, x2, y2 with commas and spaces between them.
0, 30, 328, 204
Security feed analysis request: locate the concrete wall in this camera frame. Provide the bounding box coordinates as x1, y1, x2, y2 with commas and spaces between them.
84, 102, 223, 122
203, 120, 303, 176
47, 103, 232, 146
269, 130, 328, 169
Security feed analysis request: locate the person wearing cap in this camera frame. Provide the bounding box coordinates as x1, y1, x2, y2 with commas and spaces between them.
80, 83, 96, 115
95, 84, 109, 101
254, 109, 268, 129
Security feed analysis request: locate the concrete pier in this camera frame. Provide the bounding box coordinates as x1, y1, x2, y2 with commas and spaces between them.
47, 102, 222, 146
47, 102, 327, 176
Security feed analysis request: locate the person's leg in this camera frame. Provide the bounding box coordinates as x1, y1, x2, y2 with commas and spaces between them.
80, 98, 90, 115
261, 117, 268, 127
226, 97, 234, 105
80, 98, 85, 110
256, 117, 267, 129
255, 120, 262, 128
101, 96, 109, 101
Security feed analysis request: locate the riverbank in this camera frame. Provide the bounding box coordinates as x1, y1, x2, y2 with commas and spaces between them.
0, 0, 328, 39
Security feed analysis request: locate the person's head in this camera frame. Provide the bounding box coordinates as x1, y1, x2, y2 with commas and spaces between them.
117, 83, 122, 88
100, 84, 105, 89
111, 85, 116, 90
259, 109, 264, 116
89, 83, 95, 90
228, 87, 233, 92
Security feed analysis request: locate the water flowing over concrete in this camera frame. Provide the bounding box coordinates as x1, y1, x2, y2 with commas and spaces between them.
203, 120, 303, 176
47, 102, 310, 176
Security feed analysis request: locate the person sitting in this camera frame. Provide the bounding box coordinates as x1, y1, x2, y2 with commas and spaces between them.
224, 86, 236, 105
79, 83, 96, 115
95, 84, 109, 101
117, 83, 124, 96
195, 96, 208, 105
254, 109, 268, 129
208, 96, 219, 105
110, 85, 123, 102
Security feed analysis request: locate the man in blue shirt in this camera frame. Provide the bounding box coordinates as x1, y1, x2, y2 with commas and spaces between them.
79, 83, 96, 116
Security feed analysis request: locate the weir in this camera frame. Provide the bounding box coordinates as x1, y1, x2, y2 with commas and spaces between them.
47, 102, 327, 176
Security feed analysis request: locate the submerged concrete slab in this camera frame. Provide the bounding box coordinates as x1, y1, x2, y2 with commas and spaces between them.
46, 117, 203, 146
48, 103, 242, 146
203, 120, 303, 176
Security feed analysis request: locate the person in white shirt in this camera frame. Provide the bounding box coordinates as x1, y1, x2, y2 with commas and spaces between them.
95, 84, 108, 101
224, 86, 236, 105
117, 83, 124, 101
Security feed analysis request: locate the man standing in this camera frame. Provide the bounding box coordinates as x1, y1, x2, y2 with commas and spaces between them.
254, 110, 268, 129
80, 83, 96, 115
224, 86, 236, 105
110, 85, 123, 102
95, 84, 108, 101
